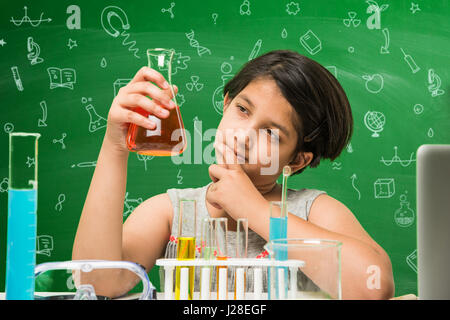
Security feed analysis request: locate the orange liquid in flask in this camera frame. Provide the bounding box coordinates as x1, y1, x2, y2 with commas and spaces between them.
126, 105, 187, 156
126, 48, 187, 156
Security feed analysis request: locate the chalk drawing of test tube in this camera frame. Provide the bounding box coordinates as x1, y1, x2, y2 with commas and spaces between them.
11, 66, 24, 91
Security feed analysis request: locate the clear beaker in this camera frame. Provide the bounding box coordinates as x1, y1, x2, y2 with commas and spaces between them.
6, 132, 41, 300
126, 48, 187, 156
264, 239, 342, 300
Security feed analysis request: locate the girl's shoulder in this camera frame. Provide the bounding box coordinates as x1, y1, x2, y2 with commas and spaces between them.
166, 183, 211, 204
287, 187, 327, 200
286, 187, 327, 221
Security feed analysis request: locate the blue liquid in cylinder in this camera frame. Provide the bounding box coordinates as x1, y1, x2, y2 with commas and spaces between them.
269, 216, 287, 243
6, 189, 37, 300
269, 216, 288, 299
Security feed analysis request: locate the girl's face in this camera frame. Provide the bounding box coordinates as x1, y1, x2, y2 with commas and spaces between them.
215, 77, 312, 187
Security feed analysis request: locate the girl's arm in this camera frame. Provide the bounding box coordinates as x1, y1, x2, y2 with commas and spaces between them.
71, 136, 131, 296
207, 152, 394, 299
72, 135, 173, 298
72, 67, 177, 298
307, 194, 395, 299
247, 194, 395, 300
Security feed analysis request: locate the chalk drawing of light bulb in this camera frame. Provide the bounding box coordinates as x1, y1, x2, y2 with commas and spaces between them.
101, 6, 140, 59
364, 110, 385, 138
212, 62, 234, 115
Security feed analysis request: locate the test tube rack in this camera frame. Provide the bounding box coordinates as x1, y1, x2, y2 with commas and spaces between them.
155, 258, 305, 300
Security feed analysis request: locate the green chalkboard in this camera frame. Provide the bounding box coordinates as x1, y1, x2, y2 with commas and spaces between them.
1, 0, 449, 297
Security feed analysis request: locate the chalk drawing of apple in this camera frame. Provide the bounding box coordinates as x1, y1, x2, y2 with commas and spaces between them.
362, 74, 384, 93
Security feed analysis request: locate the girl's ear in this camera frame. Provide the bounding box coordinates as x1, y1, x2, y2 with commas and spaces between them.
289, 151, 314, 174
223, 92, 231, 112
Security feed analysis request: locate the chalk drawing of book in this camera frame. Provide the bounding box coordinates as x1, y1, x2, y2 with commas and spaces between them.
37, 235, 54, 256
299, 30, 322, 55
47, 67, 76, 89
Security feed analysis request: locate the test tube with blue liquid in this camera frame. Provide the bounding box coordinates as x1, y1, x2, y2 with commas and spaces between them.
268, 165, 291, 299
5, 132, 40, 300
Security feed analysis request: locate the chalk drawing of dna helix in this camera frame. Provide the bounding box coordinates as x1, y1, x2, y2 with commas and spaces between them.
185, 29, 211, 57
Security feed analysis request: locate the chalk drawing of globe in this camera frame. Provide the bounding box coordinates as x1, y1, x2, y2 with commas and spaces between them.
364, 111, 385, 137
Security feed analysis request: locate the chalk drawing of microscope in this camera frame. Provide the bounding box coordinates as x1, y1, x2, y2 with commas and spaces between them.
427, 69, 445, 97
101, 6, 140, 59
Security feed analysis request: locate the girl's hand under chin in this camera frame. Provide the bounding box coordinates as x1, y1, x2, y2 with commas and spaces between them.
205, 141, 267, 221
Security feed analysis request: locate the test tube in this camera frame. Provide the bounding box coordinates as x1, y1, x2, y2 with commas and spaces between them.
289, 267, 298, 299
175, 199, 196, 300
6, 133, 40, 300
268, 165, 291, 300
214, 218, 228, 300
253, 268, 263, 300
179, 268, 190, 300
164, 266, 174, 300
269, 166, 291, 241
200, 218, 215, 300
234, 218, 248, 300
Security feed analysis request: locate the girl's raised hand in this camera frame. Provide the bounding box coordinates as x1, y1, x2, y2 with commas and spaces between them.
105, 66, 178, 154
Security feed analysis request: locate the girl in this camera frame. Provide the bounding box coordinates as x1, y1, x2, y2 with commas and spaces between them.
72, 50, 394, 299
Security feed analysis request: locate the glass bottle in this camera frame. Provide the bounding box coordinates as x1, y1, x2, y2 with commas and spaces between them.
394, 193, 415, 227
126, 48, 187, 156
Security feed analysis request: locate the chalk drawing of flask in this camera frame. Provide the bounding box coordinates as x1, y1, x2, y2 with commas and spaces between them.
85, 104, 107, 132
212, 62, 234, 115
394, 193, 415, 228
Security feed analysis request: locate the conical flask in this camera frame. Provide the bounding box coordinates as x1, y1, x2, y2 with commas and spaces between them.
126, 48, 187, 156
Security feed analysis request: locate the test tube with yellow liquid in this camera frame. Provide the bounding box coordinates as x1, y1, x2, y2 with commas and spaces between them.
214, 218, 228, 300
175, 199, 196, 300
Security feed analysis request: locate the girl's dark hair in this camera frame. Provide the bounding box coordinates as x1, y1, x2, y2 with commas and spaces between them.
223, 50, 353, 175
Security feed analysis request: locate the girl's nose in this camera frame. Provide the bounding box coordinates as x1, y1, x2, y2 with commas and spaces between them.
234, 128, 255, 156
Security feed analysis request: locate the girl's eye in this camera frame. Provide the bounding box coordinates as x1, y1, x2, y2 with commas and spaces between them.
266, 128, 279, 140
237, 105, 247, 113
